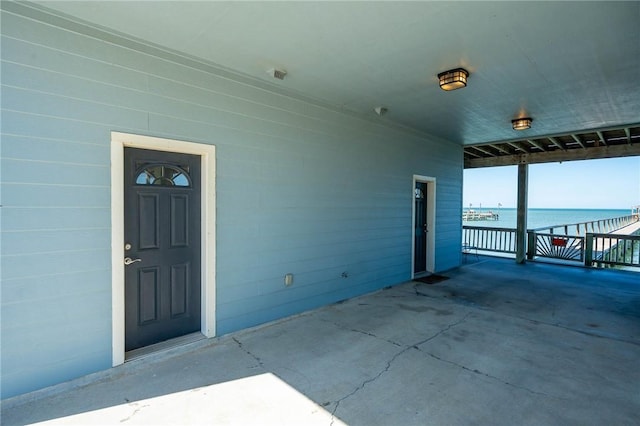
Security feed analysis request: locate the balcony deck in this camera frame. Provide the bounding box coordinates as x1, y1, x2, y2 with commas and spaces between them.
2, 257, 639, 425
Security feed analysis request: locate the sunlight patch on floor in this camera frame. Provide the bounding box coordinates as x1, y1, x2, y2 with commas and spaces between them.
30, 373, 345, 425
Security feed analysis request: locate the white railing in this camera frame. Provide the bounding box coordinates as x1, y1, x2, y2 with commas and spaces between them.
464, 215, 640, 270
462, 226, 516, 254
585, 233, 640, 268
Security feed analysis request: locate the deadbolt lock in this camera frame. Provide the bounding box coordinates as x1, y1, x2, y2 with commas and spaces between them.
124, 243, 132, 251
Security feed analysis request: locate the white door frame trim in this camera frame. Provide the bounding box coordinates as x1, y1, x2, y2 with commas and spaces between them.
411, 175, 436, 277
110, 132, 216, 366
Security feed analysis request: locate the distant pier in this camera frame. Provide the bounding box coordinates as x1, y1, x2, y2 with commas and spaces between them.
463, 210, 499, 221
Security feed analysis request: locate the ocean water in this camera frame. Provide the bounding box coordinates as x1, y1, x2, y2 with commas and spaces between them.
463, 208, 633, 230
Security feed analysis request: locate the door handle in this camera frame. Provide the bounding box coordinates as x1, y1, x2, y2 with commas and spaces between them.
124, 257, 142, 265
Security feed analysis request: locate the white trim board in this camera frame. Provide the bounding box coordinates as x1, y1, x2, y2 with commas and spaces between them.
110, 132, 216, 366
411, 175, 436, 277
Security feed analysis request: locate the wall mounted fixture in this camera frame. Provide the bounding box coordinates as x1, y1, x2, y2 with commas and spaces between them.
284, 273, 294, 286
437, 68, 468, 91
512, 117, 533, 130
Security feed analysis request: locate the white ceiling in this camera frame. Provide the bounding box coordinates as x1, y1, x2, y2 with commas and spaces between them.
34, 1, 640, 146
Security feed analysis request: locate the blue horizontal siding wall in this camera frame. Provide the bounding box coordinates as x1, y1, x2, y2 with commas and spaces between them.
0, 3, 462, 399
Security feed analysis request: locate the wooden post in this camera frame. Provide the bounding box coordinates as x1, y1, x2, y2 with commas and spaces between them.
527, 231, 536, 260
584, 233, 593, 267
516, 163, 528, 264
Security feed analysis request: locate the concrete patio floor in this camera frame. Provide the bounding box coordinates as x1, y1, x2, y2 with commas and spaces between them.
2, 257, 639, 425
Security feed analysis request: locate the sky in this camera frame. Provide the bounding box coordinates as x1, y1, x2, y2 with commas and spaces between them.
463, 156, 640, 209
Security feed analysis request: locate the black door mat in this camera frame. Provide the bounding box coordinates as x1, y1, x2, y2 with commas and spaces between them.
414, 274, 449, 285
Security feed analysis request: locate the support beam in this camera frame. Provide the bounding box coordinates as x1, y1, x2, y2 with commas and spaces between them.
465, 143, 640, 168
526, 139, 547, 152
624, 127, 631, 144
489, 144, 512, 155
570, 134, 586, 148
472, 146, 498, 157
596, 131, 608, 146
516, 164, 528, 264
507, 141, 530, 153
548, 137, 566, 150
463, 149, 483, 158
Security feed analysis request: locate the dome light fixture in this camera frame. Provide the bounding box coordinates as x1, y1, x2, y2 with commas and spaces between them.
512, 117, 533, 131
437, 68, 469, 91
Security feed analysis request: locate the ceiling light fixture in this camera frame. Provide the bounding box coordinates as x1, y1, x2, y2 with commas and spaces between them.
437, 68, 468, 91
511, 117, 533, 130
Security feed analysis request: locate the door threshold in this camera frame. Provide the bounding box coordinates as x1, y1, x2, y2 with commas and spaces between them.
125, 332, 205, 362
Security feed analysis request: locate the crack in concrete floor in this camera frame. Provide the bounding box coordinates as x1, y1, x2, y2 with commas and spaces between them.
318, 317, 404, 348
183, 279, 637, 425
419, 350, 560, 399
119, 403, 151, 423
329, 312, 471, 424
232, 337, 265, 369
412, 281, 639, 346
231, 300, 587, 425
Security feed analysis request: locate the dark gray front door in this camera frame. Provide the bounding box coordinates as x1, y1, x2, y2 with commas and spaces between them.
414, 182, 428, 274
124, 148, 201, 351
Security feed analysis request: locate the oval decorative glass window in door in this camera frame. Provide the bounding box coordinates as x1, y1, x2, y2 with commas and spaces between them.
135, 164, 191, 187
